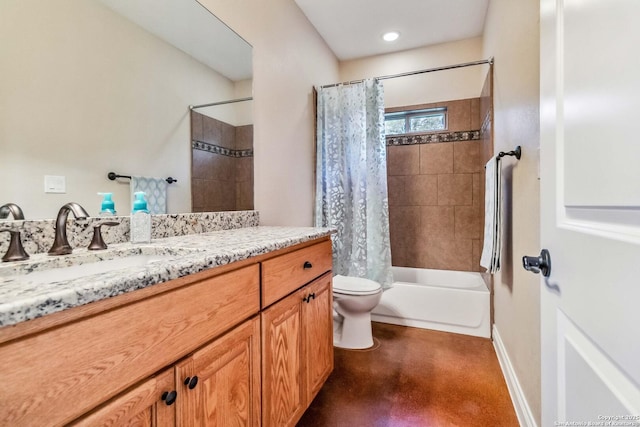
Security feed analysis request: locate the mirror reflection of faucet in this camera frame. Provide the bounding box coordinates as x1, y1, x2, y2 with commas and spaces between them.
0, 203, 25, 220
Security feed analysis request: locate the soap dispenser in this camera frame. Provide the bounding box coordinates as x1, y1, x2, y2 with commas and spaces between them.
130, 191, 151, 243
98, 192, 117, 216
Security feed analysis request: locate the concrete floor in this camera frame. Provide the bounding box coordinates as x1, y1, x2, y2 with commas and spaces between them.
298, 322, 519, 427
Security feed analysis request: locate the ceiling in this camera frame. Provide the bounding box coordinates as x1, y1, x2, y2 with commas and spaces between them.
294, 0, 490, 61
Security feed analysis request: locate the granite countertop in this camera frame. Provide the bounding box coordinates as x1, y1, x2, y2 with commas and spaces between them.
0, 226, 333, 328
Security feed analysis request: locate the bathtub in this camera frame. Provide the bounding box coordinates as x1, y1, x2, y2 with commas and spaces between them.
370, 266, 491, 338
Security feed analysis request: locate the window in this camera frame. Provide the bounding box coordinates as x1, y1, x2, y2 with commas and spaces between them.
384, 107, 447, 135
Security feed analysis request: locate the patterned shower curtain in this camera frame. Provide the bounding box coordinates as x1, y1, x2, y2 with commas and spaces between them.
314, 79, 393, 288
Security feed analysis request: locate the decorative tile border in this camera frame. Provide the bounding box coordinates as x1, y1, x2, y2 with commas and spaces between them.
0, 211, 260, 256
192, 140, 253, 158
386, 130, 481, 146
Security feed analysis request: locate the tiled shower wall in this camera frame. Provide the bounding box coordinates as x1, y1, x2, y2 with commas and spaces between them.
387, 95, 492, 272
190, 111, 254, 212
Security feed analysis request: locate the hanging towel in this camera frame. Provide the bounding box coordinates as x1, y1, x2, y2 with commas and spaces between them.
480, 156, 502, 273
131, 176, 168, 214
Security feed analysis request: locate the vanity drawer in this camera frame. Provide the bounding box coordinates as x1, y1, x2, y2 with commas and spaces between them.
262, 239, 332, 307
0, 264, 260, 427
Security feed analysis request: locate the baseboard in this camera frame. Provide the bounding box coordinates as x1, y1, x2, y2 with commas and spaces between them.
492, 325, 538, 427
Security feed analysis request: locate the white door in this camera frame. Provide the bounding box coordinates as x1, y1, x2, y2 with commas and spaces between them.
540, 0, 640, 425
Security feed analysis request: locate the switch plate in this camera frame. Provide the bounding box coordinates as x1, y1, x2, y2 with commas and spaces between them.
44, 175, 66, 193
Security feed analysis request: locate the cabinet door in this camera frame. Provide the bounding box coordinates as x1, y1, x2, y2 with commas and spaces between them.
302, 273, 334, 401
176, 316, 261, 427
70, 368, 175, 427
261, 290, 306, 427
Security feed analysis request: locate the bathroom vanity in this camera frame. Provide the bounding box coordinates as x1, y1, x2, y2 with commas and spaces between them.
0, 227, 333, 427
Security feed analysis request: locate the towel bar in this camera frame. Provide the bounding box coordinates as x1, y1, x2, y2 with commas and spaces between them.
107, 172, 177, 184
497, 146, 521, 160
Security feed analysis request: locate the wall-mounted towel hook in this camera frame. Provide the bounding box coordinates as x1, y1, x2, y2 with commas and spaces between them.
108, 172, 177, 184
498, 146, 521, 160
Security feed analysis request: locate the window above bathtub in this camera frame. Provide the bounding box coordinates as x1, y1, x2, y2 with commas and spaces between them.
384, 107, 447, 136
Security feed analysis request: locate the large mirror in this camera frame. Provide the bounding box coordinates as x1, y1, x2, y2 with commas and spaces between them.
0, 0, 252, 220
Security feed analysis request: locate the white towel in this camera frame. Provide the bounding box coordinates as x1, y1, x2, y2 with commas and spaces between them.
131, 176, 168, 214
480, 156, 501, 273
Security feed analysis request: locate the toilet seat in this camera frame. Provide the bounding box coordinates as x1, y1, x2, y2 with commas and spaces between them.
333, 275, 382, 296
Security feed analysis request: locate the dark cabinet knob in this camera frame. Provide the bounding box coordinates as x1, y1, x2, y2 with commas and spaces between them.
302, 293, 316, 303
184, 376, 199, 390
303, 261, 313, 269
161, 390, 177, 406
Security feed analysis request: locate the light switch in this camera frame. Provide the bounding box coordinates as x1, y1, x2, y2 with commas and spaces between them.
44, 175, 66, 193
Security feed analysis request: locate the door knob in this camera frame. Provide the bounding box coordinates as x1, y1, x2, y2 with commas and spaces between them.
522, 249, 551, 277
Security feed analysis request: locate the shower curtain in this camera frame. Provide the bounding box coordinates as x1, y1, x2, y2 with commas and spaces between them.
314, 79, 393, 288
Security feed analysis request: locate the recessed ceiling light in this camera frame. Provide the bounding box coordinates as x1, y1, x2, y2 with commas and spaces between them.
382, 31, 400, 42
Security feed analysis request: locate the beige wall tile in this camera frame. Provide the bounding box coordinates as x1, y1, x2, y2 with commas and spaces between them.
447, 99, 471, 132
420, 206, 455, 238
191, 112, 203, 142
387, 145, 420, 176
472, 239, 482, 272
236, 181, 254, 210
455, 205, 481, 239
192, 149, 215, 180
420, 237, 473, 271
453, 141, 481, 173
211, 154, 236, 182
471, 98, 481, 129
473, 173, 482, 207
437, 174, 473, 206
389, 206, 421, 267
420, 143, 453, 174
406, 175, 438, 206
387, 176, 408, 206
235, 125, 253, 150
202, 115, 222, 146
221, 121, 236, 150
236, 157, 253, 183
191, 178, 205, 208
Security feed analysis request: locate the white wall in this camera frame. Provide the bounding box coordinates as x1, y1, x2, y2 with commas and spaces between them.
199, 0, 340, 226
339, 37, 486, 107
0, 0, 239, 219
482, 0, 541, 424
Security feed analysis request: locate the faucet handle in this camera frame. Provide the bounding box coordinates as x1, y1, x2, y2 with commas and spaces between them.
88, 221, 120, 251
0, 228, 30, 262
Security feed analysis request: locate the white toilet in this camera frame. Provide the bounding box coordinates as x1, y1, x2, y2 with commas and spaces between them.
332, 275, 382, 350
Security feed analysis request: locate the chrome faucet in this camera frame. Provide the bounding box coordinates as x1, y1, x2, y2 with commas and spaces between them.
0, 203, 25, 220
48, 202, 89, 255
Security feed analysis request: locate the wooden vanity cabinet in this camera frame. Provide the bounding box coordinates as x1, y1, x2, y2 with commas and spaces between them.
261, 240, 334, 427
70, 368, 176, 427
72, 316, 261, 427
0, 264, 260, 427
175, 315, 261, 426
0, 236, 333, 427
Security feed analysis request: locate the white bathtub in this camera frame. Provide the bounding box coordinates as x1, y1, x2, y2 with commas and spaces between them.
370, 266, 491, 338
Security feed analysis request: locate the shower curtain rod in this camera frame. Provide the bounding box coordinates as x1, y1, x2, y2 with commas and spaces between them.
319, 57, 494, 89
189, 96, 253, 110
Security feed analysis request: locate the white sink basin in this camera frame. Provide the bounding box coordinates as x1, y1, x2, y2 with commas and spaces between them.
15, 254, 175, 284
0, 246, 203, 285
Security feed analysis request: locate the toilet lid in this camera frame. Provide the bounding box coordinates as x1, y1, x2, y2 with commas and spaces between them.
333, 275, 382, 295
